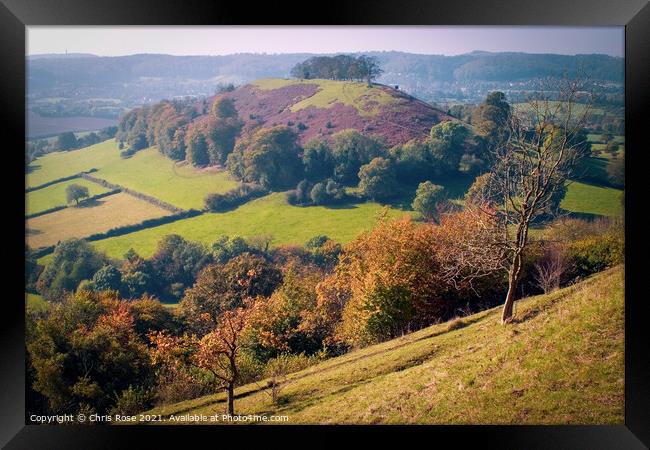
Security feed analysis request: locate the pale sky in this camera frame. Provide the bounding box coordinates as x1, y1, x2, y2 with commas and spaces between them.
26, 26, 624, 57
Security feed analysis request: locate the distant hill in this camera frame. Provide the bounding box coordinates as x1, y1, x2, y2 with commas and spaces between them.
140, 265, 624, 424
28, 53, 99, 60
203, 78, 455, 146
27, 51, 623, 104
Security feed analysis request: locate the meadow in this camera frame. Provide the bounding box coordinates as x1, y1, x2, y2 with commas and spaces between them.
91, 192, 412, 259
142, 266, 624, 425
94, 147, 239, 210
512, 101, 606, 116
26, 178, 111, 216
561, 180, 623, 218
26, 139, 123, 188
27, 142, 240, 210
26, 192, 171, 249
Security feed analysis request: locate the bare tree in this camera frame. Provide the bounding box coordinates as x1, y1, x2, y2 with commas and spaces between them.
466, 76, 592, 323
533, 244, 569, 294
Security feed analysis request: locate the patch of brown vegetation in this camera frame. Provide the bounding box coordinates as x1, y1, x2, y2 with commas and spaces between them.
197, 82, 454, 147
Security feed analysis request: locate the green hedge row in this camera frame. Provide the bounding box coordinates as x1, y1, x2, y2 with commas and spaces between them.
26, 168, 98, 193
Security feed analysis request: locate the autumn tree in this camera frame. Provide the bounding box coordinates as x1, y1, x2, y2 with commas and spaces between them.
194, 303, 254, 415
179, 253, 282, 334
27, 290, 154, 415
466, 78, 593, 324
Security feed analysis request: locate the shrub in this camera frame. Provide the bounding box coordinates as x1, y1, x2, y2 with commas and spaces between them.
110, 386, 155, 416
204, 183, 267, 212
566, 232, 624, 278
310, 182, 328, 205
411, 181, 445, 220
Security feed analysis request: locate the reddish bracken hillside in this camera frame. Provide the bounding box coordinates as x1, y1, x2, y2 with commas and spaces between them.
203, 78, 454, 147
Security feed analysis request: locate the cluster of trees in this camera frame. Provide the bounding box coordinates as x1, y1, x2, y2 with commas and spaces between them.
290, 55, 383, 86
223, 121, 483, 207
287, 179, 346, 206
116, 98, 198, 159
185, 98, 243, 167
116, 96, 243, 165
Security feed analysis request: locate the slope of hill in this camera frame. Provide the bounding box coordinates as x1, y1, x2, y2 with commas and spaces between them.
141, 265, 624, 425
211, 78, 454, 146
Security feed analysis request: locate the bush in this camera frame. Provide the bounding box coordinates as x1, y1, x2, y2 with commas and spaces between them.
411, 181, 445, 220
110, 386, 155, 416
566, 232, 624, 278
204, 183, 267, 212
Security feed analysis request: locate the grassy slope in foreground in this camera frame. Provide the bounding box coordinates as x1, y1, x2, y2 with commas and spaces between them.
144, 266, 624, 425
91, 192, 411, 259
26, 178, 111, 216
94, 147, 239, 210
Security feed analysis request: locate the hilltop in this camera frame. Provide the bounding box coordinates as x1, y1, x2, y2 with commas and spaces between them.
140, 265, 624, 425
202, 78, 455, 146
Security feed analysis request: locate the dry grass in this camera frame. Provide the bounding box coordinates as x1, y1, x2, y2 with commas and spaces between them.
26, 192, 171, 249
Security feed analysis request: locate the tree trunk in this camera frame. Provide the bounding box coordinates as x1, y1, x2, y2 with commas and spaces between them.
226, 383, 234, 416
501, 252, 522, 324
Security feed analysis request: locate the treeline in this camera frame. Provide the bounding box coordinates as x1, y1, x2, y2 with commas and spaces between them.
290, 54, 383, 85
115, 91, 242, 165
27, 127, 117, 162
26, 211, 623, 418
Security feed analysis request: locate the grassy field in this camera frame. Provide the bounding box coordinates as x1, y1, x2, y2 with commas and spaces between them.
94, 147, 239, 210
252, 78, 398, 116
587, 134, 625, 144
26, 178, 111, 216
141, 265, 624, 425
512, 101, 605, 116
26, 139, 123, 188
561, 180, 623, 218
91, 192, 412, 259
26, 192, 171, 249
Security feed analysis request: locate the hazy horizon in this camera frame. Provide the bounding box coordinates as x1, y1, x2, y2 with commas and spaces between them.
27, 26, 624, 58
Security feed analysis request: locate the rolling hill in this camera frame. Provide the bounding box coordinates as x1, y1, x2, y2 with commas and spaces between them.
139, 265, 624, 425
206, 78, 455, 146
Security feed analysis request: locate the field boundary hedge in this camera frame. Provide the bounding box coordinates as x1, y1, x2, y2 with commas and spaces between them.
30, 208, 203, 259
80, 173, 183, 213
26, 189, 122, 219
26, 168, 98, 193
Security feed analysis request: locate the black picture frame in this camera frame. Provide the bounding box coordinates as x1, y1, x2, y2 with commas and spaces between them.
2, 0, 648, 447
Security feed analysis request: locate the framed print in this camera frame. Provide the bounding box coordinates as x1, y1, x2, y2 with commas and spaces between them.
1, 0, 649, 447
